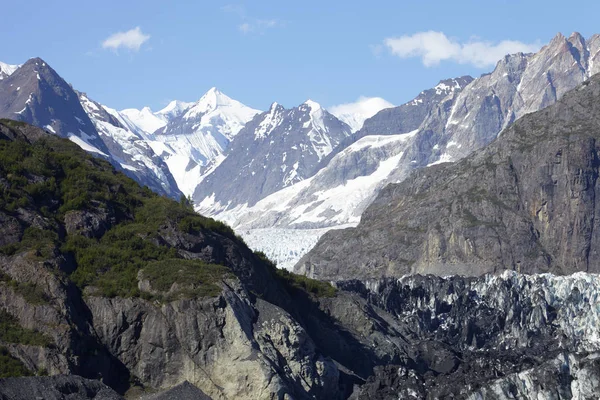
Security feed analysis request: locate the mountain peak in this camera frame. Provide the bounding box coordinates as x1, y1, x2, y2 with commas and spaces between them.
303, 99, 322, 111
548, 32, 567, 47
156, 100, 193, 117
194, 87, 235, 113
569, 32, 584, 41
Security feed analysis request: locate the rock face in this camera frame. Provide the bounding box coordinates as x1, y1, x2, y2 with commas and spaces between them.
391, 32, 600, 182
297, 67, 600, 281
83, 283, 339, 400
194, 100, 352, 212
141, 381, 212, 400
351, 77, 474, 144
0, 375, 123, 400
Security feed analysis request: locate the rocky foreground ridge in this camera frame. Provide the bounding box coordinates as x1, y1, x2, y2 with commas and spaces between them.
2, 120, 600, 399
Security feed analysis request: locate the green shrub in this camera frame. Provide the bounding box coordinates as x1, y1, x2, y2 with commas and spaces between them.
0, 125, 242, 302
12, 283, 50, 305
142, 259, 228, 300
275, 268, 337, 298
0, 346, 31, 378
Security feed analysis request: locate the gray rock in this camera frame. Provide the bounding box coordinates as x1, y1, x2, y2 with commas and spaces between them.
0, 375, 123, 400
141, 381, 211, 400
63, 208, 114, 239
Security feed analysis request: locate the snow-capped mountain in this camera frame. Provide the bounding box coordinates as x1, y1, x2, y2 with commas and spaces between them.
0, 57, 182, 199
194, 100, 352, 213
143, 88, 260, 197
121, 108, 165, 135
328, 96, 394, 132
120, 100, 194, 136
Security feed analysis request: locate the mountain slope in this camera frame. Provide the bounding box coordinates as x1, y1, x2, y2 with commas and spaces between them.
297, 71, 600, 281
0, 120, 342, 399
3, 120, 600, 399
194, 100, 351, 211
388, 32, 600, 183
78, 92, 181, 197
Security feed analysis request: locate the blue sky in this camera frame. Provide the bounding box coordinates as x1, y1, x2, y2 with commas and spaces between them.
2, 0, 599, 112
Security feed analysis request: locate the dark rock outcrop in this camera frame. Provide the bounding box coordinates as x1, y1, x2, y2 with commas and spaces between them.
141, 381, 212, 400
0, 375, 123, 400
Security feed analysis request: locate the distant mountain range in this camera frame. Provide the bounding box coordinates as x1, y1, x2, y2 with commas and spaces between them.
208, 32, 600, 268
1, 32, 600, 270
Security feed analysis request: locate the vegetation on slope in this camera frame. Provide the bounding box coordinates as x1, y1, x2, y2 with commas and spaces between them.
0, 119, 336, 301
0, 347, 32, 378
0, 120, 234, 298
0, 311, 51, 347
255, 251, 337, 298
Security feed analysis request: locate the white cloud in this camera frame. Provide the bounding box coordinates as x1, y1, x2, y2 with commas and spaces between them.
223, 4, 282, 35
102, 27, 150, 52
329, 97, 395, 132
383, 31, 541, 68
238, 19, 280, 34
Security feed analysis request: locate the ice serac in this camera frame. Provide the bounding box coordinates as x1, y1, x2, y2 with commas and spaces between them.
78, 92, 181, 198
297, 71, 600, 281
345, 272, 600, 399
194, 100, 352, 213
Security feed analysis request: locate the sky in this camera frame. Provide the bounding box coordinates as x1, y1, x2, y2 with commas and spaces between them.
2, 0, 600, 112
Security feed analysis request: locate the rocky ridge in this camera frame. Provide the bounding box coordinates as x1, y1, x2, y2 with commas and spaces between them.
298, 58, 600, 281
194, 100, 352, 211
